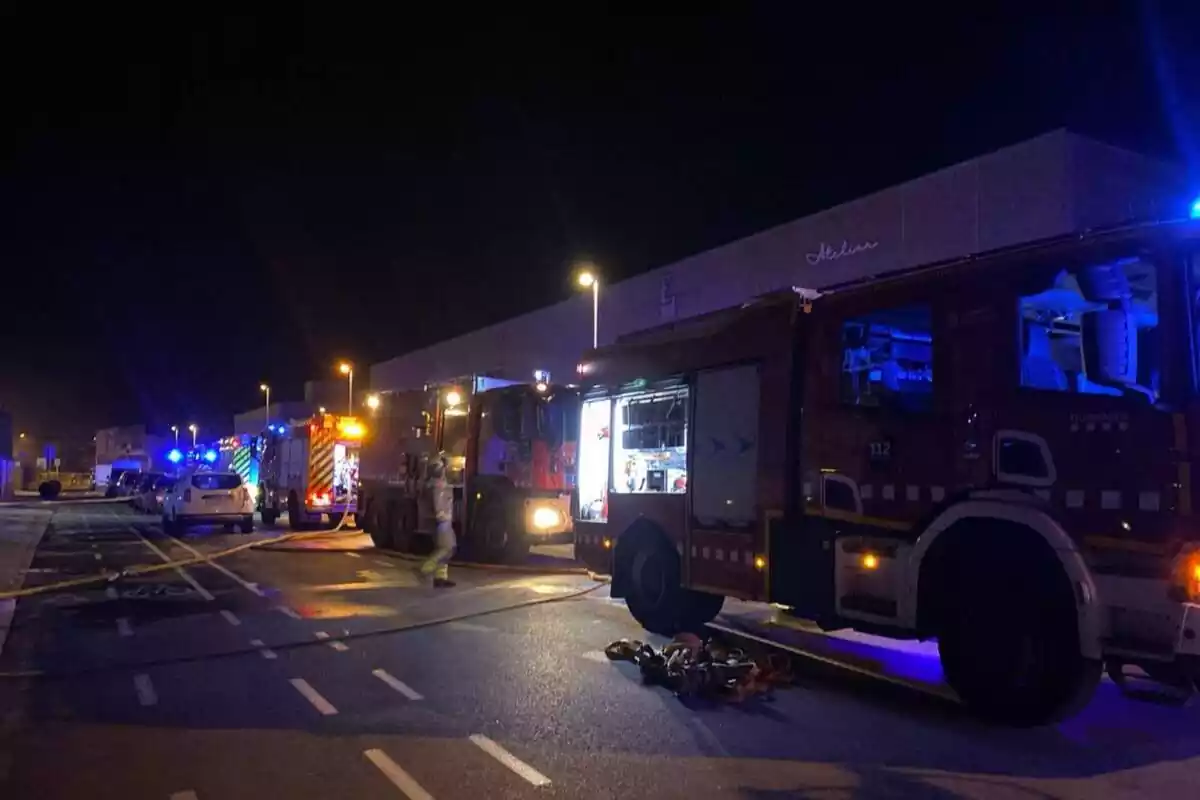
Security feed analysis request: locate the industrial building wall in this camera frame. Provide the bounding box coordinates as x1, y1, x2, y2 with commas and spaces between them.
370, 130, 1184, 393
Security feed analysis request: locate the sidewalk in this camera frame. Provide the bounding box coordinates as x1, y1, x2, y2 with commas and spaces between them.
0, 508, 54, 657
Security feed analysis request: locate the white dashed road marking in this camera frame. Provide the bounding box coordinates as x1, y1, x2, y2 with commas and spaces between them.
165, 534, 266, 596
134, 674, 157, 706
250, 639, 277, 660
374, 558, 394, 568
128, 528, 215, 601
289, 678, 337, 715
329, 641, 349, 652
220, 610, 241, 626
277, 606, 302, 619
93, 552, 102, 561
116, 617, 133, 637
469, 734, 551, 786
345, 552, 361, 559
314, 631, 330, 640
364, 749, 434, 800
372, 669, 423, 700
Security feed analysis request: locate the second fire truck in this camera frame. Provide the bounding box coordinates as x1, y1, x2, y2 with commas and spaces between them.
258, 411, 364, 529
359, 375, 578, 561
575, 216, 1200, 726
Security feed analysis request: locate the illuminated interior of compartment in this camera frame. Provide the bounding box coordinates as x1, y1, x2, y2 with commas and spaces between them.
841, 304, 934, 412
577, 397, 612, 520
332, 442, 360, 499
612, 387, 688, 495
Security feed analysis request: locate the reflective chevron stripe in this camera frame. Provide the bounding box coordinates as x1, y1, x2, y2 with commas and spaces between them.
308, 426, 335, 496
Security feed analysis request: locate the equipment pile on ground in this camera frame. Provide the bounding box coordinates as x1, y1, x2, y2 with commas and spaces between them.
605, 633, 792, 701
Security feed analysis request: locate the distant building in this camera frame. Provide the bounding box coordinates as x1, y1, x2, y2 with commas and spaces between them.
94, 425, 172, 472
231, 401, 314, 437
370, 129, 1188, 392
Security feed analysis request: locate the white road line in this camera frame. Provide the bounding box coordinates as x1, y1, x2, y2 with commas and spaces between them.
105, 586, 118, 600
289, 678, 337, 715
93, 552, 102, 561
329, 641, 349, 652
128, 528, 215, 601
249, 639, 277, 660
164, 534, 266, 597
373, 558, 394, 568
169, 791, 199, 800
364, 749, 434, 800
134, 674, 157, 706
372, 669, 423, 700
277, 606, 302, 619
468, 734, 551, 787
314, 631, 330, 640
345, 552, 362, 559
220, 610, 241, 627
116, 617, 133, 637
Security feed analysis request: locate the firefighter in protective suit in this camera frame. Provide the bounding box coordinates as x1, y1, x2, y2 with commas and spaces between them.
419, 456, 456, 588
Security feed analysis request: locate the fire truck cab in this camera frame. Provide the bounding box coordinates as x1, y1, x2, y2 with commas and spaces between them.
575, 218, 1200, 725
360, 375, 578, 561
258, 412, 364, 529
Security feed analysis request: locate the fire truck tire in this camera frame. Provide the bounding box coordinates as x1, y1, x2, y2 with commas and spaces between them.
262, 507, 279, 526
622, 529, 724, 635
287, 492, 310, 531
470, 493, 528, 563
933, 528, 1100, 726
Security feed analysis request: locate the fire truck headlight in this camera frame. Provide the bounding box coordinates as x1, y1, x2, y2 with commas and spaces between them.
531, 506, 561, 531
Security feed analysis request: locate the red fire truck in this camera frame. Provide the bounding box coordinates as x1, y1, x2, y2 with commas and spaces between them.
258, 412, 364, 529
574, 217, 1200, 725
359, 375, 578, 561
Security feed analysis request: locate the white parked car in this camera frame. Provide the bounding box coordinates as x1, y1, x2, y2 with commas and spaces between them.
162, 470, 254, 534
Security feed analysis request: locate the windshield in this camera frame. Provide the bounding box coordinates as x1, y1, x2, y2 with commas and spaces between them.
192, 473, 241, 490
540, 392, 579, 446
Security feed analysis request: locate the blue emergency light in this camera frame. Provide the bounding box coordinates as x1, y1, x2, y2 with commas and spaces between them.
167, 448, 183, 464
203, 449, 218, 463
1191, 196, 1200, 220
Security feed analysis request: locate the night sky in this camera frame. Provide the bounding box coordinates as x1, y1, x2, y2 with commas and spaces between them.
2, 4, 1198, 444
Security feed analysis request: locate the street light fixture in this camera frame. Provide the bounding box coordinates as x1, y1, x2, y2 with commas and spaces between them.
366, 394, 381, 410
576, 266, 600, 349
337, 362, 353, 416
260, 383, 270, 431
170, 425, 179, 446
188, 423, 198, 448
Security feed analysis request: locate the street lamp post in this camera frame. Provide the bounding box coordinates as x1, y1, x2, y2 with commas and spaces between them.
188, 424, 198, 448
576, 269, 600, 349
338, 362, 353, 416
171, 425, 179, 446
260, 383, 270, 430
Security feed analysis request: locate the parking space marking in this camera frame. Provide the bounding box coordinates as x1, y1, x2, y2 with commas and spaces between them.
374, 558, 395, 568
134, 674, 157, 706
314, 631, 330, 640
277, 606, 302, 619
116, 617, 133, 637
250, 639, 277, 659
345, 552, 362, 559
372, 668, 423, 700
468, 734, 551, 786
220, 610, 241, 626
128, 528, 215, 601
289, 678, 337, 715
164, 534, 266, 596
329, 641, 349, 652
364, 749, 434, 800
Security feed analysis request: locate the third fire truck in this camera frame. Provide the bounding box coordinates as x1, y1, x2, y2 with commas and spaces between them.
258, 411, 364, 529
575, 216, 1200, 726
359, 375, 578, 561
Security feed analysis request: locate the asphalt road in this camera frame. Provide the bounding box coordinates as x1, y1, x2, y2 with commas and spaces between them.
1, 503, 1200, 799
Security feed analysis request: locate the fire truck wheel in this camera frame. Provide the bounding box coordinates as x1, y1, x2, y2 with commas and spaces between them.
287, 492, 309, 531
624, 532, 723, 635
935, 536, 1100, 726
262, 507, 279, 526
